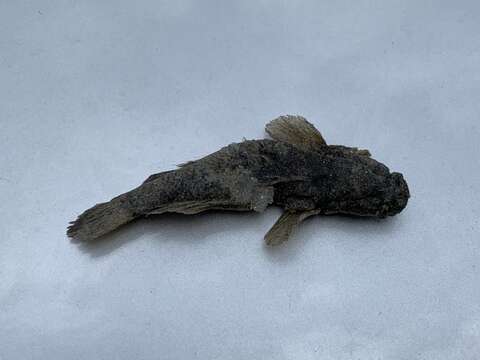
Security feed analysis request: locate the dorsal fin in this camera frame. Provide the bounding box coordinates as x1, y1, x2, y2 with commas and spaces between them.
265, 115, 327, 148
328, 145, 371, 157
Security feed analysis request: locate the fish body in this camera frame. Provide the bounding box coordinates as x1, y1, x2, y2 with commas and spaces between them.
67, 116, 409, 245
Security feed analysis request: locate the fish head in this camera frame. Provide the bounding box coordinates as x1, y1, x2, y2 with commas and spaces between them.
348, 169, 410, 218
317, 153, 410, 218
380, 172, 410, 216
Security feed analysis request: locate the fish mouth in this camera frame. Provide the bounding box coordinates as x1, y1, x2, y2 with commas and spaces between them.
384, 172, 410, 216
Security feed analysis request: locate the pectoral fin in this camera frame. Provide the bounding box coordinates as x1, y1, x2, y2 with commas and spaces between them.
264, 209, 320, 246
265, 115, 327, 149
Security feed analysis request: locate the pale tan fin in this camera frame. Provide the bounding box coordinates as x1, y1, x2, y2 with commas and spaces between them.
67, 198, 135, 242
329, 145, 371, 157
264, 209, 320, 246
142, 170, 175, 184
147, 186, 274, 216
265, 115, 327, 148
147, 200, 223, 215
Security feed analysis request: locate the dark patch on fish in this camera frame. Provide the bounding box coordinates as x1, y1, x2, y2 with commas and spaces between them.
67, 115, 410, 245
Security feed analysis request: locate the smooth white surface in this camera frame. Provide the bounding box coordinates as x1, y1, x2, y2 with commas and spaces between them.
1, 1, 480, 359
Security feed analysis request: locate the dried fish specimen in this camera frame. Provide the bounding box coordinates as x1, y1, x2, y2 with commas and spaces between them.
67, 116, 409, 245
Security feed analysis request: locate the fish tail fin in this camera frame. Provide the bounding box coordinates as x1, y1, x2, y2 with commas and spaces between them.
67, 198, 135, 242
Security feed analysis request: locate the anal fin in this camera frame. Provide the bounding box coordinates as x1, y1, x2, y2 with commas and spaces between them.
147, 200, 224, 215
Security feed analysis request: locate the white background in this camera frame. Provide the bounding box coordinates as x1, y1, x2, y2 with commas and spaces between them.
1, 1, 480, 359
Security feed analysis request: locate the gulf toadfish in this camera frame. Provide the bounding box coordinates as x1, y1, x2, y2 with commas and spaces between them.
67, 115, 410, 245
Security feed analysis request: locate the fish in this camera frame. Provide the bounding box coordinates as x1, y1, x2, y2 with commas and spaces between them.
67, 115, 410, 245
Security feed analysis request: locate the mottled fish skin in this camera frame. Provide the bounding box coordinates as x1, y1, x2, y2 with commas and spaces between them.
67, 116, 409, 244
